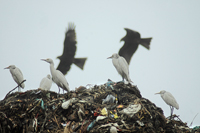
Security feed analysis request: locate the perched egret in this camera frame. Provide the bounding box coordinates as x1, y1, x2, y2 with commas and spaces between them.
39, 74, 52, 91
155, 90, 179, 119
107, 53, 132, 83
4, 65, 25, 92
41, 58, 70, 93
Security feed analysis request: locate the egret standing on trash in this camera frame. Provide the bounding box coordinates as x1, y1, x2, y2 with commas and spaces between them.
107, 53, 132, 83
39, 74, 52, 91
155, 90, 179, 119
41, 58, 70, 93
4, 65, 25, 92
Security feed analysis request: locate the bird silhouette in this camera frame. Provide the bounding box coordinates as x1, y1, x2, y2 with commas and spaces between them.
57, 23, 87, 75
119, 28, 152, 65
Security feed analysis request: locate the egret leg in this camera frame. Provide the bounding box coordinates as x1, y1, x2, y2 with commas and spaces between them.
18, 86, 21, 92
171, 107, 174, 119
58, 87, 60, 94
120, 78, 125, 83
169, 106, 174, 120
169, 106, 172, 120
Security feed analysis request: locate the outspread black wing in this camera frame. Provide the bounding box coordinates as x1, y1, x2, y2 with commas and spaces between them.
118, 28, 152, 65
56, 23, 77, 75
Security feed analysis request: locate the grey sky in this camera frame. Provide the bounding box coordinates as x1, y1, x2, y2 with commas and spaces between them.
0, 0, 200, 127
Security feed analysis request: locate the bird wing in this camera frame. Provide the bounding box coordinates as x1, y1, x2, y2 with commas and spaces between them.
55, 70, 69, 91
40, 77, 52, 90
40, 77, 45, 86
56, 23, 77, 75
118, 56, 131, 83
119, 28, 141, 65
118, 57, 129, 75
12, 68, 24, 87
119, 42, 139, 65
124, 28, 140, 38
112, 58, 122, 75
162, 92, 179, 109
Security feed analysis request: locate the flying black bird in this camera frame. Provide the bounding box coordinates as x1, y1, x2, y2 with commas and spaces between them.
119, 28, 152, 65
57, 23, 87, 75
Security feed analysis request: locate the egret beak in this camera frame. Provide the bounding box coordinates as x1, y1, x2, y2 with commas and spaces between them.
107, 56, 112, 59
41, 59, 46, 61
4, 66, 9, 69
155, 92, 160, 95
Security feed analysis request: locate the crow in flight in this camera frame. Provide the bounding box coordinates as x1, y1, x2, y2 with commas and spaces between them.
57, 23, 87, 75
119, 28, 152, 65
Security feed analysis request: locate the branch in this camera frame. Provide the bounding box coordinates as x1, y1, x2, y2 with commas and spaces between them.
189, 113, 199, 127
4, 80, 26, 99
40, 112, 48, 132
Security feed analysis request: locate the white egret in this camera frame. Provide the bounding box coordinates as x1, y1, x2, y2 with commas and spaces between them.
41, 58, 70, 93
107, 53, 132, 83
39, 74, 52, 91
4, 65, 25, 92
155, 90, 179, 119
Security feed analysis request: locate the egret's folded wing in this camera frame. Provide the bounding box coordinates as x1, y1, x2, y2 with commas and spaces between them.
118, 57, 129, 75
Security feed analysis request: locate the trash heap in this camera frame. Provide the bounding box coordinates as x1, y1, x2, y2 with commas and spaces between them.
0, 81, 199, 133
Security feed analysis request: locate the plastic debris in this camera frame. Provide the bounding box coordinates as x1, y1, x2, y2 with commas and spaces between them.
96, 116, 107, 122
0, 81, 199, 132
61, 98, 78, 109
87, 120, 96, 131
117, 105, 123, 108
102, 94, 115, 104
110, 126, 118, 133
119, 104, 141, 117
100, 107, 108, 116
136, 120, 144, 126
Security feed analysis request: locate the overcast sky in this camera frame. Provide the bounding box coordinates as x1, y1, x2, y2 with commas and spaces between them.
0, 0, 200, 127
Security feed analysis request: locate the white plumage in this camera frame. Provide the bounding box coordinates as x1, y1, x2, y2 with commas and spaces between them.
4, 65, 25, 92
41, 58, 69, 93
155, 90, 179, 118
39, 74, 52, 91
107, 53, 132, 83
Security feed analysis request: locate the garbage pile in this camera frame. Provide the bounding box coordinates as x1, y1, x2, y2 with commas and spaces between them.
0, 81, 199, 133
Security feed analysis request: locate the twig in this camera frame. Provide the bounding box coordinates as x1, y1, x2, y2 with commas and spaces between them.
28, 99, 42, 113
40, 112, 48, 133
189, 113, 199, 127
4, 80, 26, 99
138, 100, 152, 119
54, 115, 60, 129
0, 111, 7, 118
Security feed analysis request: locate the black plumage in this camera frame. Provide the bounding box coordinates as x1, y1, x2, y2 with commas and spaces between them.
57, 23, 87, 75
119, 28, 152, 65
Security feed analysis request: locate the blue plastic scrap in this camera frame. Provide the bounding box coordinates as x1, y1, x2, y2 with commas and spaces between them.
192, 126, 200, 130
87, 120, 96, 131
106, 80, 115, 89
35, 98, 45, 110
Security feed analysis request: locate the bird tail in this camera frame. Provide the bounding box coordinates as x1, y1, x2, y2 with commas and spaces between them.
126, 76, 133, 83
73, 58, 87, 70
21, 83, 25, 89
140, 37, 152, 50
